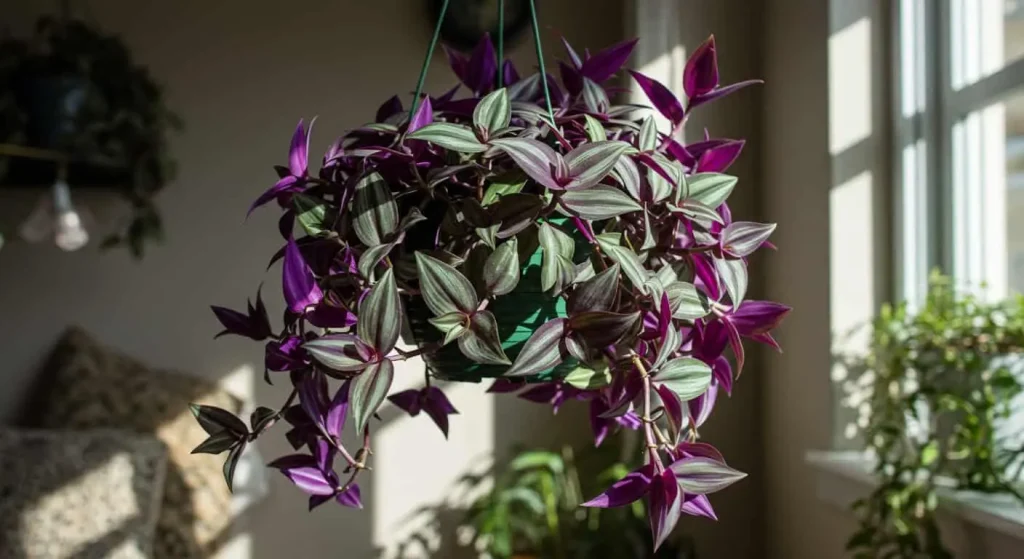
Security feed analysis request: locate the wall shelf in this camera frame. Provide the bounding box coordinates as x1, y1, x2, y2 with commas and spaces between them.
0, 143, 128, 190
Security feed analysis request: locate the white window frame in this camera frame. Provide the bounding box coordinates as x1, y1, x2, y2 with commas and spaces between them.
894, 0, 1024, 302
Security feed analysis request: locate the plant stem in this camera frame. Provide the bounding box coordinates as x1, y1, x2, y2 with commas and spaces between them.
497, 0, 505, 88
631, 353, 664, 474
527, 0, 556, 124
409, 0, 451, 122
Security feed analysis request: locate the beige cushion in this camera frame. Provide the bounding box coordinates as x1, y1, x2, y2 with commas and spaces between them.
30, 327, 243, 559
0, 428, 168, 559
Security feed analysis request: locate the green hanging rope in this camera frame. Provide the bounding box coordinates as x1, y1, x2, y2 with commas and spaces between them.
409, 0, 451, 122
527, 0, 555, 124
497, 0, 505, 88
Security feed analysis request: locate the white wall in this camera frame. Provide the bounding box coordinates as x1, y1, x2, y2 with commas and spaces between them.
0, 2, 619, 557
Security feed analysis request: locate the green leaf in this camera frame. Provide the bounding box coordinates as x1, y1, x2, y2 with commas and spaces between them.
483, 238, 521, 296
504, 319, 568, 377
669, 456, 747, 495
583, 114, 608, 142
292, 193, 329, 236
473, 88, 512, 136
539, 222, 576, 293
721, 221, 776, 257
560, 185, 643, 220
686, 173, 737, 209
652, 326, 682, 370
568, 310, 640, 346
406, 122, 487, 153
565, 140, 633, 190
358, 268, 402, 354
191, 430, 240, 455
647, 152, 678, 203
475, 224, 500, 250
415, 252, 480, 315
920, 441, 939, 466
429, 312, 470, 345
481, 176, 527, 206
563, 360, 612, 390
612, 155, 642, 201
716, 258, 748, 306
190, 403, 247, 436
501, 487, 546, 514
304, 334, 371, 372
654, 357, 712, 401
352, 172, 399, 246
568, 263, 619, 313
458, 310, 511, 365
666, 281, 712, 320
510, 450, 564, 474
669, 199, 725, 226
358, 241, 397, 280
350, 359, 395, 435
595, 236, 648, 293
223, 439, 247, 493
638, 115, 658, 151
490, 193, 545, 238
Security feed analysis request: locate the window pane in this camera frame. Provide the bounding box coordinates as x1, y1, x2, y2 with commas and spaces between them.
1008, 93, 1024, 293
951, 0, 1024, 88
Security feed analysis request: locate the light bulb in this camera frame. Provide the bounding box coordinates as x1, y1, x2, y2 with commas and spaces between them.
52, 179, 89, 252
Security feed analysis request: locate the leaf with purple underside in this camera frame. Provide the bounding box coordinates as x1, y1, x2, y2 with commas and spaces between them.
350, 359, 394, 435
358, 268, 401, 355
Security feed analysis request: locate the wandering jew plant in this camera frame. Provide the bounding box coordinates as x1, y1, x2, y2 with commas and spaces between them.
191, 32, 788, 550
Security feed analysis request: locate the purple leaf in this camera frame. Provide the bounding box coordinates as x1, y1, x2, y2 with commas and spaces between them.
283, 236, 323, 313
406, 123, 487, 153
265, 336, 306, 372
689, 79, 763, 109
350, 359, 395, 435
669, 456, 747, 495
559, 61, 583, 97
212, 306, 258, 340
561, 36, 583, 68
288, 118, 314, 177
582, 464, 653, 508
357, 268, 401, 354
248, 175, 299, 217
681, 493, 718, 520
568, 310, 640, 347
414, 252, 480, 315
730, 300, 791, 336
712, 356, 734, 396
656, 384, 685, 438
487, 378, 523, 393
683, 36, 719, 99
444, 45, 469, 86
504, 318, 568, 377
269, 454, 336, 496
696, 139, 744, 173
336, 484, 363, 508
675, 441, 726, 463
648, 470, 683, 551
628, 71, 685, 125
582, 38, 638, 83
408, 96, 433, 133
388, 389, 423, 416
376, 95, 403, 123
489, 138, 563, 190
466, 33, 498, 93
502, 60, 520, 86
724, 317, 746, 378
657, 292, 672, 341
688, 380, 718, 428
326, 380, 350, 439
422, 386, 459, 438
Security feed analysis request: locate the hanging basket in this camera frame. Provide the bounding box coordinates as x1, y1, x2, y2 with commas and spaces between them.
406, 217, 589, 382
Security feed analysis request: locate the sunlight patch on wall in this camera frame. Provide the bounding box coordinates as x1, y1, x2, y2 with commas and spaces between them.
828, 17, 873, 155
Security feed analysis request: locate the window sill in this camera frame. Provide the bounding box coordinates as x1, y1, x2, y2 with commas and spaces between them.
806, 450, 1024, 542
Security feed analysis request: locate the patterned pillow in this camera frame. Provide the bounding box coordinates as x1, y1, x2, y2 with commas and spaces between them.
0, 428, 168, 559
28, 326, 243, 559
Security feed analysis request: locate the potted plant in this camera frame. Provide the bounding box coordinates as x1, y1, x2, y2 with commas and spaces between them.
191, 5, 788, 550
840, 272, 1024, 558
0, 15, 180, 258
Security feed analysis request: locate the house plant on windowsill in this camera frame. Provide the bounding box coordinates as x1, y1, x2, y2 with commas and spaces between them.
190, 1, 788, 550
839, 271, 1024, 558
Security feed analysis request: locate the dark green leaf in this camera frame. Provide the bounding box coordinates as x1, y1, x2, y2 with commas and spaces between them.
686, 173, 737, 209
473, 88, 512, 136
407, 122, 487, 153
568, 310, 640, 346
358, 241, 397, 280
481, 176, 527, 206
595, 235, 648, 293
458, 310, 511, 365
430, 312, 470, 345
568, 263, 620, 313
415, 252, 480, 315
191, 430, 240, 455
510, 450, 564, 474
612, 155, 642, 201
655, 357, 712, 401
560, 185, 643, 220
504, 318, 568, 377
353, 172, 399, 246
652, 326, 682, 370
358, 268, 402, 354
491, 194, 545, 238
249, 406, 278, 433
351, 359, 395, 435
475, 224, 500, 250
190, 403, 247, 436
539, 222, 577, 293
483, 238, 521, 296
223, 439, 247, 493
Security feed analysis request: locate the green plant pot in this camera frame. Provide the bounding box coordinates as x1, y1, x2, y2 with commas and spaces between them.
407, 219, 588, 383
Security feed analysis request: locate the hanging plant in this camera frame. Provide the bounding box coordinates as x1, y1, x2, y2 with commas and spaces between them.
190, 2, 786, 550
0, 15, 180, 258
841, 272, 1024, 558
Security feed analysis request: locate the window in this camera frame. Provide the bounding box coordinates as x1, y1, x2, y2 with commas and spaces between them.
895, 0, 1024, 302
